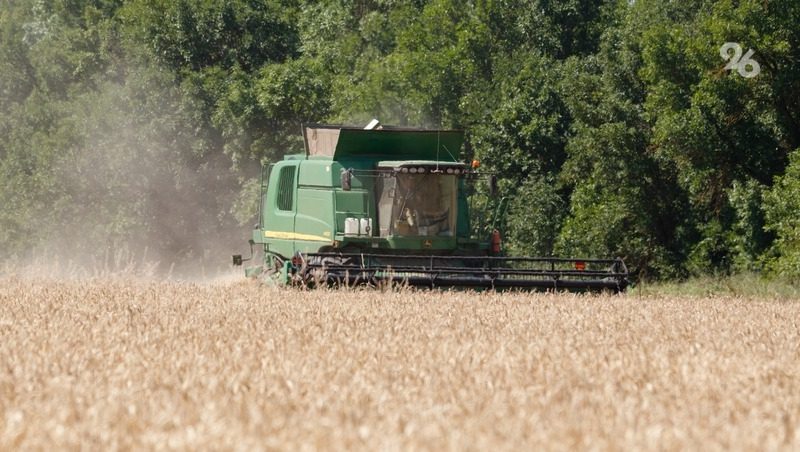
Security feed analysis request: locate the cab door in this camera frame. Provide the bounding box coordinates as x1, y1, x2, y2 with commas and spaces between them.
262, 161, 298, 258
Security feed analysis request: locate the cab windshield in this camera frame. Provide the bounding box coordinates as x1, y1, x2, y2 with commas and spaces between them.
376, 173, 457, 237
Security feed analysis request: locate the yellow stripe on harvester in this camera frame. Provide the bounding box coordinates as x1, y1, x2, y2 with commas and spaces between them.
264, 230, 331, 242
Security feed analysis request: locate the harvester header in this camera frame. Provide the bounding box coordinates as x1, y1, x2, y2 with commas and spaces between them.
233, 123, 628, 292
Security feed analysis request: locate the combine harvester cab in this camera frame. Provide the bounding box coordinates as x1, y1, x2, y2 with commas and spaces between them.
233, 123, 628, 292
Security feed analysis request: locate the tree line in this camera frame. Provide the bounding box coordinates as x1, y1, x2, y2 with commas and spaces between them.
1, 0, 798, 280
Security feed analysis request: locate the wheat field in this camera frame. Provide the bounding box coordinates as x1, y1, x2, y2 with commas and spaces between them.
1, 276, 798, 450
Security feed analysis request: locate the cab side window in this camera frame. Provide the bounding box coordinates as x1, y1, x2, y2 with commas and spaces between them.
276, 165, 296, 211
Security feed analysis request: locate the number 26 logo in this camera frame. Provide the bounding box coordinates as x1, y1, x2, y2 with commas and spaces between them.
720, 42, 761, 78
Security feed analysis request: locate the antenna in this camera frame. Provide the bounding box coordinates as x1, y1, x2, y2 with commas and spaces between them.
435, 130, 441, 173
301, 123, 310, 158
441, 144, 457, 161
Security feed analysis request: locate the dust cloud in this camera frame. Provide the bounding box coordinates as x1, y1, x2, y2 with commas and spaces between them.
1, 70, 260, 281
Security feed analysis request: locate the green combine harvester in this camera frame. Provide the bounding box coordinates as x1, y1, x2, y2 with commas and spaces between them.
233, 123, 628, 291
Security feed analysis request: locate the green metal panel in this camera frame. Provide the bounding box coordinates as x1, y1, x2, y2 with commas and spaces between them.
295, 161, 336, 244
335, 190, 369, 212
383, 236, 458, 250
376, 160, 467, 168
253, 164, 273, 244
334, 190, 370, 233
261, 160, 298, 258
297, 160, 337, 187
337, 235, 458, 251
295, 159, 376, 190
333, 129, 463, 161
295, 187, 335, 243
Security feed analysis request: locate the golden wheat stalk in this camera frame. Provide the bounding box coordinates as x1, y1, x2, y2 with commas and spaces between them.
0, 277, 797, 450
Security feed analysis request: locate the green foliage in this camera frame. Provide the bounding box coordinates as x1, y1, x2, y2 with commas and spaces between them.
1, 0, 799, 281
472, 54, 569, 178
555, 42, 687, 278
636, 272, 800, 299
727, 178, 770, 271
638, 0, 799, 275
506, 174, 565, 257
124, 0, 298, 72
763, 149, 800, 279
479, 0, 610, 58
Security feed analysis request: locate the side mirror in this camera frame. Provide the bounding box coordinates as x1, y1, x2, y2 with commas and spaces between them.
340, 168, 352, 191
232, 240, 255, 266
489, 175, 498, 197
